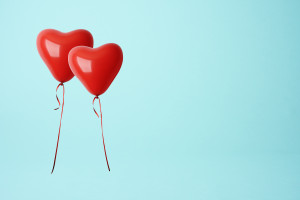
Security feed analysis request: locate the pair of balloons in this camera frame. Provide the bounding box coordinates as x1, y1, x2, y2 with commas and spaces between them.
37, 29, 123, 173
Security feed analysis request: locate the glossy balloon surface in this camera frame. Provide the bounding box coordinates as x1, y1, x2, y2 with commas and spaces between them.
37, 29, 94, 83
68, 43, 123, 96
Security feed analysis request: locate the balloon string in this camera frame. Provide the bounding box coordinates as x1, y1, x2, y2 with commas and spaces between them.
54, 83, 63, 110
93, 96, 110, 171
51, 83, 65, 174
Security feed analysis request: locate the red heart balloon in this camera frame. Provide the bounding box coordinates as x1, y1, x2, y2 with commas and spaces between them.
37, 29, 94, 83
68, 43, 123, 96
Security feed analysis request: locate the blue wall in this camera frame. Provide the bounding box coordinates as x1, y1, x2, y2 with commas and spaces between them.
0, 0, 299, 199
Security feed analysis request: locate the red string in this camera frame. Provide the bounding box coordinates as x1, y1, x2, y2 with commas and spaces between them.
51, 83, 65, 174
93, 96, 111, 171
54, 83, 63, 110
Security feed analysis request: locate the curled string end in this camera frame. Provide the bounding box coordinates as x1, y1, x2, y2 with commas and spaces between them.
93, 96, 100, 118
54, 83, 64, 110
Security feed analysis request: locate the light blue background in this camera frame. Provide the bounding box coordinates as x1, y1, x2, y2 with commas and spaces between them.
0, 0, 299, 199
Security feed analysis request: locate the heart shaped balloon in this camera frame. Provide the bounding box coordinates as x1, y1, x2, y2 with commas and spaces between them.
68, 43, 123, 96
37, 29, 94, 83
